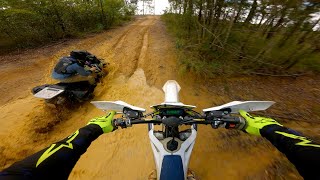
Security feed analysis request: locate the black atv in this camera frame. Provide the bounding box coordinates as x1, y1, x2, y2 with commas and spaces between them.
32, 81, 97, 105
32, 50, 107, 106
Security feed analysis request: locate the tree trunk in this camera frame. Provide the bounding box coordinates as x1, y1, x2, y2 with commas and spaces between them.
51, 1, 66, 36
279, 4, 318, 47
266, 5, 288, 39
284, 46, 311, 70
298, 18, 320, 44
187, 0, 193, 37
244, 0, 257, 24
206, 0, 213, 25
198, 0, 203, 21
258, 12, 266, 26
234, 0, 246, 23
223, 7, 236, 45
183, 0, 187, 14
277, 13, 311, 48
215, 0, 223, 21
98, 0, 106, 27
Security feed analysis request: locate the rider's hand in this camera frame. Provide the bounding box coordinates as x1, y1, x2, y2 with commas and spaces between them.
97, 71, 105, 77
84, 65, 91, 71
87, 111, 116, 133
99, 61, 108, 68
239, 110, 282, 136
90, 67, 97, 72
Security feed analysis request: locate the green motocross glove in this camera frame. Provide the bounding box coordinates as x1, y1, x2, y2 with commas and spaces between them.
87, 111, 116, 133
239, 110, 282, 136
84, 65, 91, 71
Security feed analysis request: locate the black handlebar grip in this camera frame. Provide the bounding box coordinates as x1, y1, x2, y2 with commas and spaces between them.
233, 117, 246, 130
113, 118, 127, 129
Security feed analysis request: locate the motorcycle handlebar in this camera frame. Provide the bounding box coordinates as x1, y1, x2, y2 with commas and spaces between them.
112, 116, 246, 130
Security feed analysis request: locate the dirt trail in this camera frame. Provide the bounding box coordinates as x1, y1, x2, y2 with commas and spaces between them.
1, 16, 320, 179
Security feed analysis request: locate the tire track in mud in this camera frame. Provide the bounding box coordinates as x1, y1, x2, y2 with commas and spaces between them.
0, 16, 154, 170
69, 18, 166, 179
111, 18, 147, 50
110, 17, 156, 78
137, 30, 150, 69
0, 16, 165, 179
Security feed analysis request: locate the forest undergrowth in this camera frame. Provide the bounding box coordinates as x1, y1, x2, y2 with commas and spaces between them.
162, 0, 320, 77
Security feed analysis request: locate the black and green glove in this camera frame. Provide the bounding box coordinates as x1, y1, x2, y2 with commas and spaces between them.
87, 111, 116, 133
239, 110, 282, 136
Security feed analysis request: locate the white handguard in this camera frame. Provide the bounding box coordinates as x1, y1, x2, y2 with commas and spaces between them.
91, 100, 146, 113
203, 101, 275, 113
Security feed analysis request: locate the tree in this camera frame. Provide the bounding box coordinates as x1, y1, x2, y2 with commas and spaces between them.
0, 0, 135, 51
163, 0, 320, 75
244, 0, 257, 24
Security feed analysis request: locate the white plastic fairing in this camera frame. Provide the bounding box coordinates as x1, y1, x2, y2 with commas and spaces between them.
34, 87, 64, 99
203, 101, 275, 113
151, 80, 196, 109
148, 124, 197, 179
91, 100, 146, 112
163, 80, 181, 103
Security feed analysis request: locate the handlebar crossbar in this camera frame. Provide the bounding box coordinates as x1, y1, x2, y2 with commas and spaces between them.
130, 120, 162, 124
113, 116, 245, 130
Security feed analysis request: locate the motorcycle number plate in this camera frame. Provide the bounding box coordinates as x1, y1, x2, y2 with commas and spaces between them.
34, 87, 64, 99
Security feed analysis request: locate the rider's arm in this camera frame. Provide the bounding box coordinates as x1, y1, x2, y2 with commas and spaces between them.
240, 110, 320, 179
0, 112, 115, 180
260, 125, 320, 180
67, 63, 92, 76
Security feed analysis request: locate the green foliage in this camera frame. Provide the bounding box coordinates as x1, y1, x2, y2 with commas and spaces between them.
163, 0, 320, 76
0, 8, 43, 47
297, 53, 320, 72
0, 0, 136, 52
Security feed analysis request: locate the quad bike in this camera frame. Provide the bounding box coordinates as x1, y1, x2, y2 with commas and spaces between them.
32, 54, 107, 105
91, 80, 275, 180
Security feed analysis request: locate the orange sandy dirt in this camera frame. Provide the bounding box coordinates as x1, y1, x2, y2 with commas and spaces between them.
0, 16, 319, 180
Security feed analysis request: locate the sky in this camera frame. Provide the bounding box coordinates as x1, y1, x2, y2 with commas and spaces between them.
136, 0, 170, 15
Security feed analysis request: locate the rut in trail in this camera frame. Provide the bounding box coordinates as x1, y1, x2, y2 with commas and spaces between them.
0, 16, 303, 180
